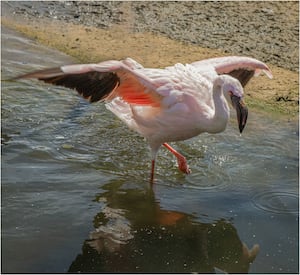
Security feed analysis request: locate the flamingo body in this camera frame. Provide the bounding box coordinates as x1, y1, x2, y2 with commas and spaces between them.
15, 56, 272, 181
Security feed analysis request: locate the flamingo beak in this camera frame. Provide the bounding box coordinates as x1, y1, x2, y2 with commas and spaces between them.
231, 95, 248, 133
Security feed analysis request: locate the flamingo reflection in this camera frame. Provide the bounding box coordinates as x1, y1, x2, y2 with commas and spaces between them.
69, 180, 259, 273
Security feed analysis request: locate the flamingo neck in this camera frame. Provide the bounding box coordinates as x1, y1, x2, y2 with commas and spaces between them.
207, 83, 230, 134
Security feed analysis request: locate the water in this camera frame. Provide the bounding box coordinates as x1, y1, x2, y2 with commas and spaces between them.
1, 26, 299, 273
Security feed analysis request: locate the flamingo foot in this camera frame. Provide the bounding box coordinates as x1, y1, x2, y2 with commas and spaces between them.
176, 155, 191, 174
163, 143, 191, 174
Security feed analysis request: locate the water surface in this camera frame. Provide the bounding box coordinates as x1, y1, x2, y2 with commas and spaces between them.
1, 26, 298, 273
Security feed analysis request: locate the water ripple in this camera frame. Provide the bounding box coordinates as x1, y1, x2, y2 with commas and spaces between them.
251, 191, 299, 214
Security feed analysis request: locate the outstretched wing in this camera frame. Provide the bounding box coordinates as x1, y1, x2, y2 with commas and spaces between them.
191, 56, 273, 87
14, 59, 162, 107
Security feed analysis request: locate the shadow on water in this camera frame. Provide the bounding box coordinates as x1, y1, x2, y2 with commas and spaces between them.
68, 178, 259, 273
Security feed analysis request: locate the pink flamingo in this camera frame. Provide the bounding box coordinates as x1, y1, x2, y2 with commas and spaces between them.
15, 56, 272, 182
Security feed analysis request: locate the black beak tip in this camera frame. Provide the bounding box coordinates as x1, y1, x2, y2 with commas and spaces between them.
238, 106, 248, 134
231, 94, 248, 134
239, 124, 245, 134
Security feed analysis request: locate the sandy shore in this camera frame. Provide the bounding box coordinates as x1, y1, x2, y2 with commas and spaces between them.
1, 1, 298, 118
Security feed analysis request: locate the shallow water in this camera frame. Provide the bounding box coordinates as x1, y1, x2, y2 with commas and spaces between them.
1, 26, 299, 273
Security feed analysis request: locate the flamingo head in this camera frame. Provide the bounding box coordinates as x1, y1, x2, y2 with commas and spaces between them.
221, 76, 248, 133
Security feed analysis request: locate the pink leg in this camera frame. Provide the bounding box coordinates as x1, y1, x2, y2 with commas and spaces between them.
163, 143, 191, 174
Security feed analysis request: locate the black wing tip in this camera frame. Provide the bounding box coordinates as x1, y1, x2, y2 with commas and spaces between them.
226, 69, 255, 87
9, 67, 120, 104
74, 72, 120, 103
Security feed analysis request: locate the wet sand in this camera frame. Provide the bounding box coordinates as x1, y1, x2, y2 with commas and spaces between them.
1, 1, 299, 118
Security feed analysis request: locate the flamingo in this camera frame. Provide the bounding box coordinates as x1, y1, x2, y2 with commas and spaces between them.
14, 56, 272, 182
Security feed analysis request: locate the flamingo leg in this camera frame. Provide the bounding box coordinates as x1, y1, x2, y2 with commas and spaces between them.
163, 143, 191, 174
